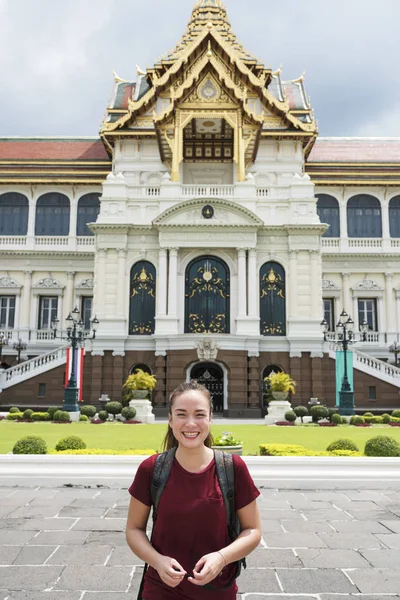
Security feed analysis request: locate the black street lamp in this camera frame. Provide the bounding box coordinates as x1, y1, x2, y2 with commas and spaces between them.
0, 333, 9, 363
13, 338, 27, 363
389, 341, 400, 367
52, 308, 99, 414
321, 310, 368, 416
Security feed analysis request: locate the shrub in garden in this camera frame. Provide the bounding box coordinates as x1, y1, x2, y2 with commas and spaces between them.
31, 412, 51, 421
293, 406, 308, 423
121, 407, 137, 420
331, 413, 342, 425
98, 410, 109, 421
105, 401, 122, 416
353, 416, 365, 425
7, 412, 23, 420
363, 412, 374, 418
79, 414, 89, 422
310, 405, 329, 423
47, 406, 60, 419
55, 436, 86, 452
23, 409, 34, 420
341, 416, 348, 424
327, 439, 359, 452
364, 436, 400, 457
13, 436, 47, 454
328, 408, 338, 421
9, 407, 20, 414
284, 410, 297, 423
53, 410, 70, 422
80, 405, 97, 418
392, 410, 400, 419
381, 413, 391, 424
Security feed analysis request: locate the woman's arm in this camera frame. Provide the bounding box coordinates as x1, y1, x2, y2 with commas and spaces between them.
189, 499, 262, 586
126, 496, 187, 588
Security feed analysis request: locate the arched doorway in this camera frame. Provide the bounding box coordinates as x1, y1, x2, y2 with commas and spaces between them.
190, 362, 225, 414
129, 363, 152, 375
261, 364, 284, 408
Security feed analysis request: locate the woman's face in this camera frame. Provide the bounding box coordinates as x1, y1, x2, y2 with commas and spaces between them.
169, 390, 212, 449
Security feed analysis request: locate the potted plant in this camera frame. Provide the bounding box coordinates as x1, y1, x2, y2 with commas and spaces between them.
123, 369, 157, 403
211, 432, 243, 456
265, 372, 296, 401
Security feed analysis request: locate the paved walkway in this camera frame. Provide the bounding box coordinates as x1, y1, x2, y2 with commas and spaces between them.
1, 481, 400, 599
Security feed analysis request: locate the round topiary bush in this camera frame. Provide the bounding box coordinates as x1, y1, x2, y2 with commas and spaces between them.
47, 406, 60, 419
55, 436, 87, 452
392, 410, 400, 419
31, 412, 51, 421
353, 416, 365, 425
363, 412, 374, 418
104, 401, 122, 416
53, 410, 70, 422
80, 405, 97, 418
9, 407, 20, 414
79, 414, 89, 422
341, 416, 348, 424
121, 407, 137, 420
13, 436, 47, 455
23, 409, 34, 420
284, 410, 297, 423
327, 438, 359, 452
293, 406, 308, 422
310, 405, 329, 422
331, 413, 342, 425
364, 436, 400, 457
98, 410, 109, 421
381, 413, 391, 424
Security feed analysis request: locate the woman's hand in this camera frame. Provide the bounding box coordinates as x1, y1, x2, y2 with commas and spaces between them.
188, 552, 226, 587
154, 556, 187, 588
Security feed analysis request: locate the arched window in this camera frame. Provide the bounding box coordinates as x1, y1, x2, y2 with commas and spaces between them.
129, 261, 156, 335
35, 192, 70, 236
389, 196, 400, 238
0, 192, 29, 235
185, 256, 230, 334
347, 195, 382, 238
77, 193, 100, 236
130, 363, 152, 375
316, 194, 340, 237
260, 262, 286, 336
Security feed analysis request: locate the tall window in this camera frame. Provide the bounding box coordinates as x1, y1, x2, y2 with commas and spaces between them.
358, 298, 378, 331
35, 193, 70, 236
316, 194, 340, 238
38, 297, 58, 329
77, 193, 101, 236
323, 298, 335, 331
0, 296, 15, 328
0, 193, 29, 235
347, 195, 382, 238
129, 261, 156, 335
260, 262, 286, 336
389, 196, 400, 238
185, 256, 230, 334
81, 297, 93, 330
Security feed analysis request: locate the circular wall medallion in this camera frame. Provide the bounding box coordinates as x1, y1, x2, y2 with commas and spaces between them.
200, 79, 218, 101
202, 205, 214, 219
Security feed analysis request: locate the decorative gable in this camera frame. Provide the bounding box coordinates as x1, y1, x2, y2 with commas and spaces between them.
154, 198, 263, 228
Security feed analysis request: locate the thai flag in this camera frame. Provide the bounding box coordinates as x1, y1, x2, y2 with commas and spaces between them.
65, 347, 85, 402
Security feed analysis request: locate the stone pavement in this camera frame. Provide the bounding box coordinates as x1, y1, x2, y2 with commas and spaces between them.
1, 482, 400, 599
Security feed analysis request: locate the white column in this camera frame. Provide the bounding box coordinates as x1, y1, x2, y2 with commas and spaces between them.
289, 250, 298, 318
353, 295, 359, 330
377, 296, 384, 340
64, 271, 75, 321
69, 191, 78, 241
248, 249, 258, 317
95, 249, 107, 318
237, 248, 247, 317
27, 192, 36, 241
385, 272, 395, 335
157, 248, 168, 316
382, 198, 390, 240
31, 294, 39, 331
339, 198, 348, 240
310, 250, 321, 318
21, 271, 32, 330
117, 249, 126, 317
341, 272, 350, 313
168, 248, 178, 316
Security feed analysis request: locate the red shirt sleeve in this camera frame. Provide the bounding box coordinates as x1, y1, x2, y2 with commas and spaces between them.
128, 454, 158, 507
232, 454, 260, 511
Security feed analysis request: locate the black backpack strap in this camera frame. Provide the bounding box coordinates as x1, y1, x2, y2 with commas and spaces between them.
150, 447, 177, 523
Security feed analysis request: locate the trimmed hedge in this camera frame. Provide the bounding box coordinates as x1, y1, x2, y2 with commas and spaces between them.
53, 410, 71, 422
47, 407, 60, 419
104, 402, 123, 416
284, 410, 297, 423
9, 407, 20, 414
364, 436, 400, 457
80, 405, 97, 418
31, 412, 51, 422
121, 407, 137, 420
326, 438, 359, 452
6, 412, 24, 421
331, 414, 342, 425
23, 409, 34, 420
259, 443, 361, 457
55, 436, 86, 452
53, 449, 156, 455
79, 414, 89, 422
13, 436, 47, 454
98, 410, 109, 421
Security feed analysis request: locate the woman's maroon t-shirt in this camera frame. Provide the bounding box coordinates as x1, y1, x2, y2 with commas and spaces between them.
129, 453, 260, 600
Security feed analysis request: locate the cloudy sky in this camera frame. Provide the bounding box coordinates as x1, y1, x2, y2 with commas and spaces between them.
1, 0, 400, 138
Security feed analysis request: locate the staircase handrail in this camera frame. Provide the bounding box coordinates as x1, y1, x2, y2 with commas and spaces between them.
353, 349, 400, 382
1, 345, 68, 385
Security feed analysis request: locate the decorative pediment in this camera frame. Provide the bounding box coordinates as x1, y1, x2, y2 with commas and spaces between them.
76, 278, 94, 290
322, 279, 341, 292
33, 277, 65, 296
153, 198, 263, 228
0, 276, 22, 294
354, 279, 383, 292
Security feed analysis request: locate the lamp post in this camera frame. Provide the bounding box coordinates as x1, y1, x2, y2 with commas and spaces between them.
13, 338, 27, 363
0, 333, 9, 363
52, 307, 99, 415
389, 341, 400, 367
321, 311, 368, 416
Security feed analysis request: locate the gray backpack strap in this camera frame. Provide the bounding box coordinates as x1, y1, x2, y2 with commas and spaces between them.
150, 447, 176, 523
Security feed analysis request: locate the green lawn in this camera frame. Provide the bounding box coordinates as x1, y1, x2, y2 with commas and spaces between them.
1, 421, 400, 455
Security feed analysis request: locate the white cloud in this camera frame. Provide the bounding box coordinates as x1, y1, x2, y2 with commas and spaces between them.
356, 104, 400, 137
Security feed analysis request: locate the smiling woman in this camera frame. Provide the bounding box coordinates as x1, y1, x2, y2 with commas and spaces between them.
125, 380, 262, 600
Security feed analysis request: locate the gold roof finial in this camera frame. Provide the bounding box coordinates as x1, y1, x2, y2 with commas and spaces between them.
136, 65, 146, 76
113, 71, 127, 83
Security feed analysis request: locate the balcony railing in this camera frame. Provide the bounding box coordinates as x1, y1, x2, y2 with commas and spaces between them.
321, 238, 395, 253
0, 237, 95, 251
0, 329, 69, 344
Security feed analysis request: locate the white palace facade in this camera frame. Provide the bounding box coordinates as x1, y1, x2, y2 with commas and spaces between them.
1, 0, 400, 415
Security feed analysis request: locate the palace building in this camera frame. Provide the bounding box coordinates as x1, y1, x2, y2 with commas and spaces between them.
1, 0, 400, 415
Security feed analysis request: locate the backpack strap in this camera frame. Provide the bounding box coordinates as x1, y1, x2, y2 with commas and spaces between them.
150, 447, 177, 523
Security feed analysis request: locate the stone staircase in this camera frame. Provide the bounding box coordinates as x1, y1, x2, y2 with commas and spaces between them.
329, 347, 400, 388
0, 345, 67, 392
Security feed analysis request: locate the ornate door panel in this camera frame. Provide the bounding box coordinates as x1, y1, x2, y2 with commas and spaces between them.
260, 262, 286, 336
185, 256, 230, 334
129, 261, 156, 335
191, 362, 224, 414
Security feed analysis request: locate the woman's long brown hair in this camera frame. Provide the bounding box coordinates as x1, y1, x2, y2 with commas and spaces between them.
161, 380, 214, 451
